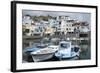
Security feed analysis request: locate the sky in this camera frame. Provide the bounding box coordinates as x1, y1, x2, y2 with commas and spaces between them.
22, 10, 91, 24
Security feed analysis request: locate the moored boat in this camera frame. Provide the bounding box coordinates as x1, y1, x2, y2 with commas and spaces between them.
55, 41, 80, 60
31, 48, 56, 62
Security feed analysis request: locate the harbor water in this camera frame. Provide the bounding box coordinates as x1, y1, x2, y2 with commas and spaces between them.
22, 37, 91, 63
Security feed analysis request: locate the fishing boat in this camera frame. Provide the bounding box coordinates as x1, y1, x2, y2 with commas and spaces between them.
55, 41, 80, 60
23, 47, 40, 62
31, 47, 57, 62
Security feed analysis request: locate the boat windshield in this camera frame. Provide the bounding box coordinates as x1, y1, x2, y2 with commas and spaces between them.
60, 43, 70, 48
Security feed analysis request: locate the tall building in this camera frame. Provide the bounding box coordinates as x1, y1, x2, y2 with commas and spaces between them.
56, 16, 75, 34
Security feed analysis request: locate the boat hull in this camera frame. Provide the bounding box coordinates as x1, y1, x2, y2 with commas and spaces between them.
31, 53, 54, 62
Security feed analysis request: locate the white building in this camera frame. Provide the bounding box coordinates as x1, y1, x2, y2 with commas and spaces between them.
22, 15, 45, 36
73, 21, 90, 33
56, 16, 75, 34
22, 15, 33, 25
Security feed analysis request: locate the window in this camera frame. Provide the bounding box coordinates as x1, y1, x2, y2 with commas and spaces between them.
60, 43, 70, 48
25, 29, 29, 33
79, 33, 88, 37
59, 21, 61, 24
66, 28, 68, 30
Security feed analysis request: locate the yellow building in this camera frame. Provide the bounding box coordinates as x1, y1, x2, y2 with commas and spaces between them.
22, 24, 36, 36
44, 27, 55, 36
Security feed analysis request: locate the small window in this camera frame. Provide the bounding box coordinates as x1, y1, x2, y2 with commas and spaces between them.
66, 28, 68, 30
60, 43, 70, 48
69, 28, 71, 30
25, 29, 29, 33
59, 21, 61, 24
79, 34, 88, 37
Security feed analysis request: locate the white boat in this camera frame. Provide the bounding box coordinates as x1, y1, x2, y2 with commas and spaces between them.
31, 48, 56, 62
47, 45, 59, 52
55, 41, 71, 59
55, 41, 80, 59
